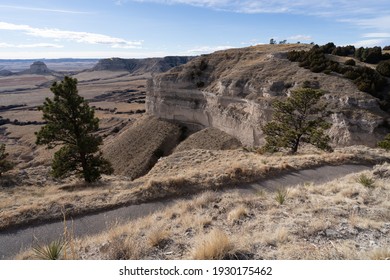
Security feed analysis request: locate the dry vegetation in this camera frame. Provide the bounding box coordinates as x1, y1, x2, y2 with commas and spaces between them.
1, 145, 389, 231
102, 116, 183, 179
16, 162, 390, 260
174, 127, 242, 152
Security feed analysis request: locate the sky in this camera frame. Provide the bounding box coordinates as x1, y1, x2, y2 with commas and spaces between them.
0, 0, 390, 59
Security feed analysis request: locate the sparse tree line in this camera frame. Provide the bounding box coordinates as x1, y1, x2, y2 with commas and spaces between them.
0, 117, 47, 126
269, 38, 315, 45
288, 43, 390, 111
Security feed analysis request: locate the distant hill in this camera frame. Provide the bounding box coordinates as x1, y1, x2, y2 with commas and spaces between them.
20, 61, 51, 75
0, 69, 13, 76
0, 58, 98, 72
93, 56, 193, 74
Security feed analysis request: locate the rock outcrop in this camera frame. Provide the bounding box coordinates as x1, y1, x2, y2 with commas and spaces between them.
146, 44, 390, 147
26, 61, 51, 75
93, 56, 193, 74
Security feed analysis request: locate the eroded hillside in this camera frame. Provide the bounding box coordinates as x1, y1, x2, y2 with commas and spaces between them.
147, 44, 390, 147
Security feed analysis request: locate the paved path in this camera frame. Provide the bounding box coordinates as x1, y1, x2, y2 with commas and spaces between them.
0, 164, 371, 259
0, 202, 168, 259
237, 164, 370, 194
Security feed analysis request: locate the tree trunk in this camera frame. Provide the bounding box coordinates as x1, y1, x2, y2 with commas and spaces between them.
80, 151, 90, 183
291, 137, 300, 154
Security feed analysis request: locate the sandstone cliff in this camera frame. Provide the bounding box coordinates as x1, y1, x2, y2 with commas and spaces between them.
146, 44, 390, 147
93, 56, 193, 74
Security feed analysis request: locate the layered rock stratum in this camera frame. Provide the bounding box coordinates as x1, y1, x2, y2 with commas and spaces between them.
146, 44, 390, 147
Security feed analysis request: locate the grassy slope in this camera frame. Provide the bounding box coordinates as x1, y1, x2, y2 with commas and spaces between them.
1, 145, 388, 231
103, 116, 183, 179
17, 161, 390, 260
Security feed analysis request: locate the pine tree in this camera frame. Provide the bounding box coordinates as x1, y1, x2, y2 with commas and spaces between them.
36, 76, 113, 183
0, 143, 13, 176
377, 134, 390, 150
262, 88, 332, 154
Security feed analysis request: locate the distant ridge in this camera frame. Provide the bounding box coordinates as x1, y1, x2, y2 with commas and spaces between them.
0, 58, 99, 72
93, 56, 193, 74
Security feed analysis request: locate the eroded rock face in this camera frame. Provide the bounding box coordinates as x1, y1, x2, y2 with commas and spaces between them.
147, 44, 390, 147
147, 86, 270, 146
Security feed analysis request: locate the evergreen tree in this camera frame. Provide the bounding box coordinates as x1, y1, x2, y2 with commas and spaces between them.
262, 88, 332, 154
377, 134, 390, 150
36, 76, 113, 183
0, 143, 13, 176
376, 60, 390, 77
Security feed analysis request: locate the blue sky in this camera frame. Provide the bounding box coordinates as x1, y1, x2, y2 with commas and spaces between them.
0, 0, 389, 58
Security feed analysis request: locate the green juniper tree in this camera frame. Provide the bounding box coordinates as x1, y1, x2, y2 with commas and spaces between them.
0, 143, 13, 176
36, 76, 113, 183
262, 88, 333, 154
377, 134, 390, 150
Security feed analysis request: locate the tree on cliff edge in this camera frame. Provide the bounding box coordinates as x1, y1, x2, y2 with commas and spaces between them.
262, 88, 332, 154
36, 76, 113, 183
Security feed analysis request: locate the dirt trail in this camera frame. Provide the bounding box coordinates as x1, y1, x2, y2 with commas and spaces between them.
0, 164, 370, 259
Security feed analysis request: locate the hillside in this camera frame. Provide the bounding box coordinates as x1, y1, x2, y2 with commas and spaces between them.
174, 127, 241, 152
102, 116, 183, 179
147, 44, 390, 147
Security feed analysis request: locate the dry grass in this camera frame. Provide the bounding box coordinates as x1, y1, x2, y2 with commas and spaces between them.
261, 227, 290, 247
366, 248, 390, 260
103, 116, 183, 179
192, 229, 234, 260
227, 205, 248, 224
21, 162, 386, 260
147, 227, 171, 248
174, 127, 242, 152
1, 146, 389, 231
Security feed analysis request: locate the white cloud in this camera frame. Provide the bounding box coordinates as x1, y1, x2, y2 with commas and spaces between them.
0, 5, 90, 14
0, 42, 63, 48
0, 21, 142, 48
131, 1, 390, 47
287, 35, 312, 41
114, 0, 127, 5
240, 39, 266, 46
0, 50, 172, 59
130, 1, 389, 17
186, 45, 235, 54
353, 38, 387, 47
362, 33, 390, 38
350, 15, 390, 31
